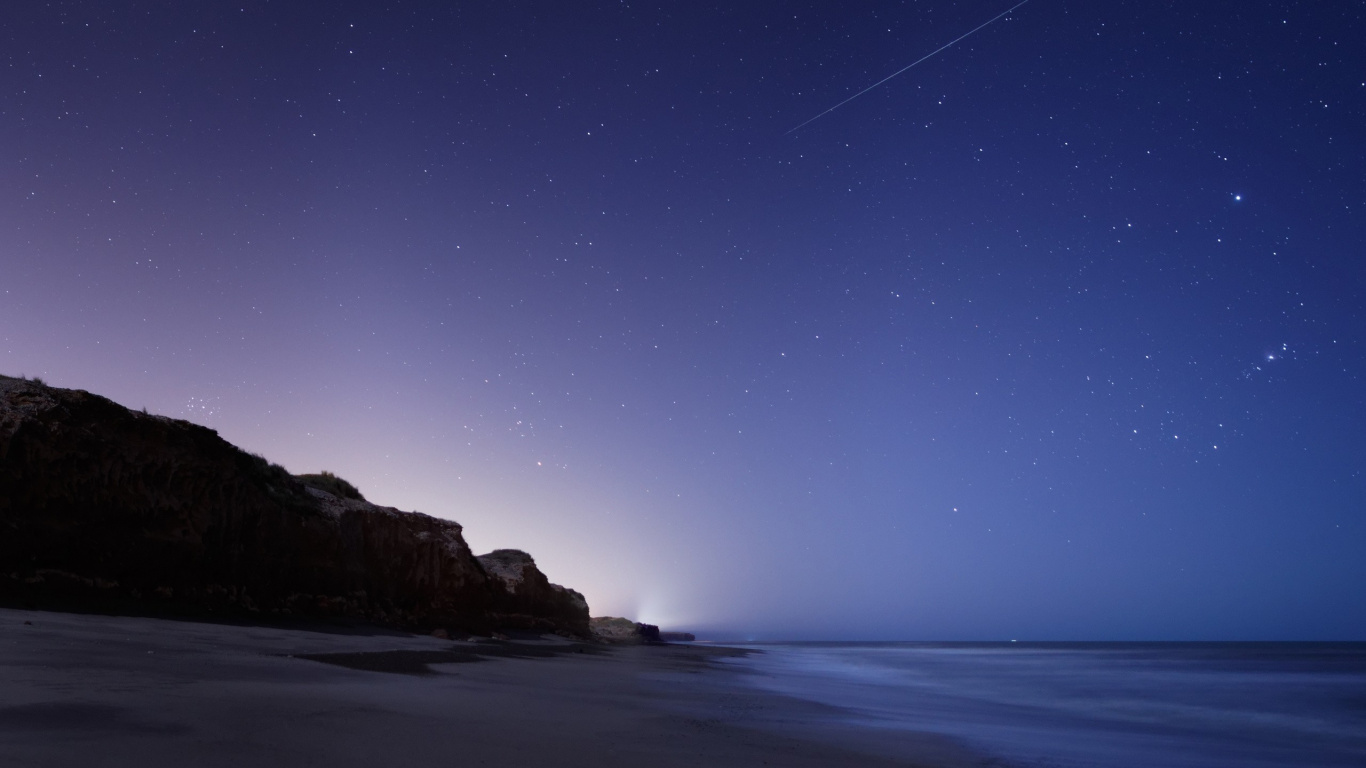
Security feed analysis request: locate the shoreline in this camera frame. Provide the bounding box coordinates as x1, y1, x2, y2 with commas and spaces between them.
0, 607, 989, 767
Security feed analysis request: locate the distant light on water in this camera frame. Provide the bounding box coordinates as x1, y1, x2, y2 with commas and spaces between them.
632, 593, 704, 631
634, 597, 679, 629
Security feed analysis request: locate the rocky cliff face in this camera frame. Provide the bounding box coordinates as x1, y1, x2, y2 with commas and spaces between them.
0, 375, 589, 636
589, 616, 663, 644
477, 549, 590, 636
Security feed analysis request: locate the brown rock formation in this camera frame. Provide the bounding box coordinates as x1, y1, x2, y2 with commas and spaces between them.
0, 375, 587, 635
589, 616, 662, 644
477, 549, 590, 636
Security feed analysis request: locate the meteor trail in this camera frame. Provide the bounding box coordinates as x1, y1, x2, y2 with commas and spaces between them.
786, 0, 1030, 135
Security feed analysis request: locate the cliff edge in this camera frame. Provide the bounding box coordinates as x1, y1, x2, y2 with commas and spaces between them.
478, 549, 590, 636
0, 375, 589, 636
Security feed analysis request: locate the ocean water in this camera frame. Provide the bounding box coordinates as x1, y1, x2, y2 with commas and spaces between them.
720, 642, 1366, 767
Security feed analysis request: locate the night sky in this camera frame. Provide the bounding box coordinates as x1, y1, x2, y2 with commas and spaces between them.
4, 1, 1363, 640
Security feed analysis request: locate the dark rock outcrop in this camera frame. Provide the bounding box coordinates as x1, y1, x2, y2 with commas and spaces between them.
590, 616, 662, 644
477, 549, 590, 636
0, 375, 588, 636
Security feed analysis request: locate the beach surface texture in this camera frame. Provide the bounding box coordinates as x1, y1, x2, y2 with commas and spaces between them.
0, 607, 980, 767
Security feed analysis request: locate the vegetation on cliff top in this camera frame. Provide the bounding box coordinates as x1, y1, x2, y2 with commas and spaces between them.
296, 471, 365, 501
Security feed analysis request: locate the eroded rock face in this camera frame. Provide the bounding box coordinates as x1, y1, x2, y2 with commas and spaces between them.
477, 549, 590, 636
0, 376, 587, 635
589, 616, 662, 644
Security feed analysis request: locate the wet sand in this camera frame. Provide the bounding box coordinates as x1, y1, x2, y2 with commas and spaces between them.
0, 608, 986, 767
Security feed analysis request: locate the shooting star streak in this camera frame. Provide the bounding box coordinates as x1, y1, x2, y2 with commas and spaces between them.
786, 0, 1030, 135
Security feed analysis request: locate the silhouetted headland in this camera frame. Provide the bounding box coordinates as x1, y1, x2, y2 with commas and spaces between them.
0, 374, 588, 636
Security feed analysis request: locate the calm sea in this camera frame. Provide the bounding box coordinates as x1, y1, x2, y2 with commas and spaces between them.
719, 642, 1366, 767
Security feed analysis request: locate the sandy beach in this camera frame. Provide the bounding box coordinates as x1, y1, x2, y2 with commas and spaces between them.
0, 607, 984, 768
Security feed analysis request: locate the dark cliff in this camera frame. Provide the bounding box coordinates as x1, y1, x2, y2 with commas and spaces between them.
478, 549, 590, 636
589, 616, 663, 644
0, 375, 589, 636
